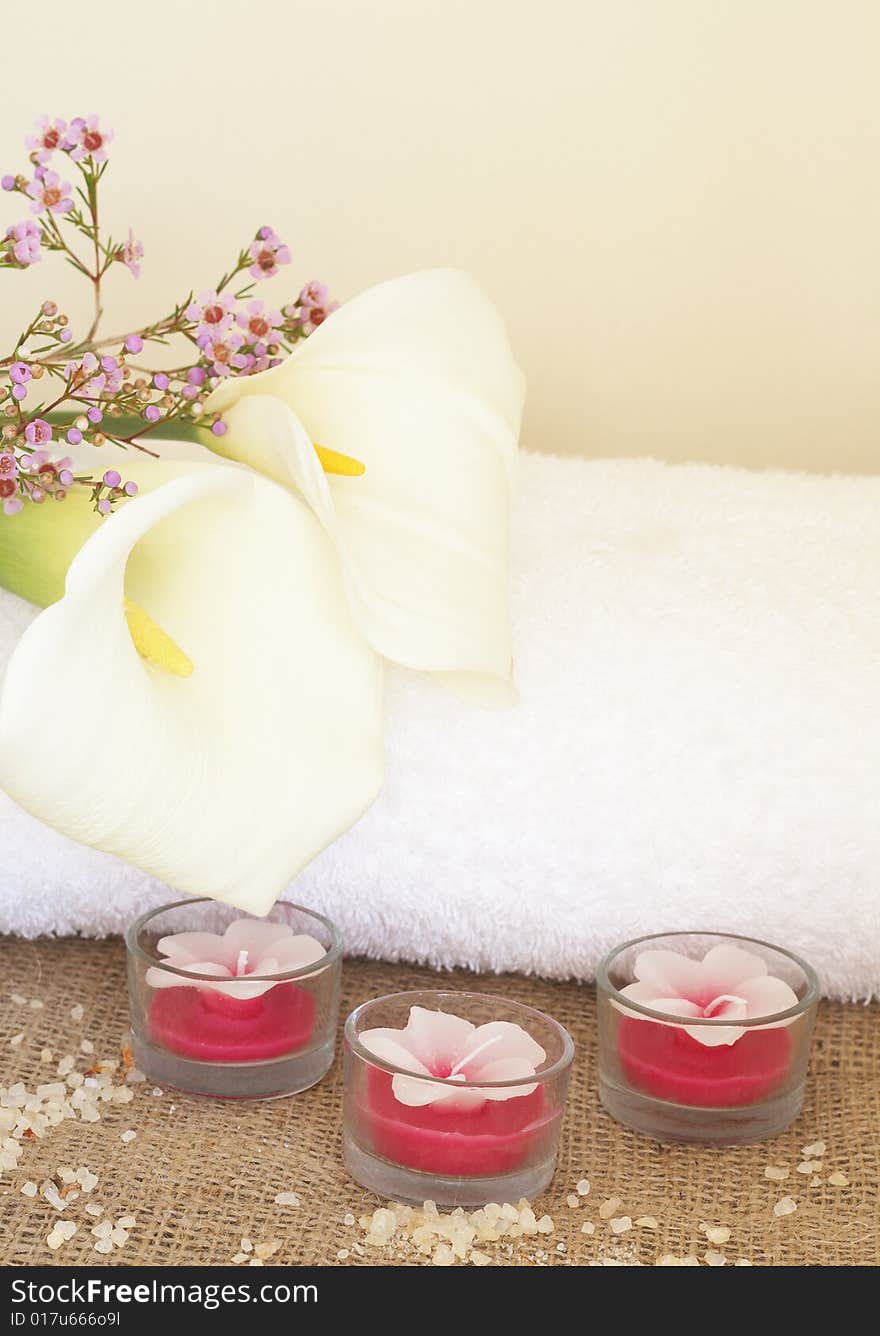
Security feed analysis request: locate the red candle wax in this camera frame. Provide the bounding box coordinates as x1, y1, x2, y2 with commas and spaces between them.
618, 1016, 791, 1107
361, 1064, 559, 1176
149, 982, 315, 1062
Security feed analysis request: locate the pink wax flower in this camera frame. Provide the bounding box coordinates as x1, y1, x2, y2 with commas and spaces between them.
117, 228, 143, 278
237, 298, 282, 345
26, 116, 67, 163
5, 219, 43, 266
248, 228, 291, 281
295, 280, 338, 334
66, 115, 113, 163
185, 290, 236, 330
197, 326, 247, 378
359, 1006, 547, 1110
26, 170, 73, 215
617, 943, 800, 1048
145, 918, 326, 1000
24, 419, 52, 447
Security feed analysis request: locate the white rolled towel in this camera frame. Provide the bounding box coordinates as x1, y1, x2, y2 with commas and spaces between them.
1, 454, 878, 1001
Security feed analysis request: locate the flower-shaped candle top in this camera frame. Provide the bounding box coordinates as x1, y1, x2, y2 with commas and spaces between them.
358, 1005, 547, 1108
145, 918, 325, 999
618, 943, 800, 1047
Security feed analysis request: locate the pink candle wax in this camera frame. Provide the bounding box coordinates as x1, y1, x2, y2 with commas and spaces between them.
145, 918, 325, 1064
617, 1015, 791, 1107
149, 982, 315, 1062
362, 1064, 557, 1175
614, 942, 798, 1108
356, 1005, 556, 1176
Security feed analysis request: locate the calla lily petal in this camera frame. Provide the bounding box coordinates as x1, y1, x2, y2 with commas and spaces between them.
206, 269, 525, 686
0, 462, 384, 914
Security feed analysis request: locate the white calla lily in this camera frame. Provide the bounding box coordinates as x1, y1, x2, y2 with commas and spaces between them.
0, 459, 384, 914
206, 269, 525, 687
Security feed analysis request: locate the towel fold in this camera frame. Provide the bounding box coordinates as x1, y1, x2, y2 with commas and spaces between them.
1, 454, 878, 1000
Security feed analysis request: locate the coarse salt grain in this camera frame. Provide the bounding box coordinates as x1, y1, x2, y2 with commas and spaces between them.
774, 1196, 797, 1217
802, 1141, 826, 1158
336, 1249, 350, 1261
85, 1204, 104, 1217
117, 1216, 136, 1230
764, 1165, 789, 1181
94, 1239, 113, 1255
91, 1221, 113, 1239
576, 1178, 590, 1196
40, 1050, 52, 1063
610, 1217, 632, 1235
70, 1006, 84, 1023
10, 1034, 24, 1049
536, 1215, 554, 1234
29, 999, 44, 1010
470, 1250, 491, 1265
240, 1238, 253, 1253
20, 1181, 37, 1198
232, 1253, 248, 1265
581, 1221, 595, 1235
274, 1191, 300, 1207
735, 1258, 753, 1266
704, 1225, 731, 1245
828, 1172, 849, 1186
343, 1213, 355, 1226
704, 1251, 726, 1266
120, 1130, 136, 1143
566, 1194, 580, 1209
599, 1196, 621, 1219
635, 1216, 658, 1229
80, 1040, 94, 1055
797, 1160, 822, 1174
10, 994, 26, 1006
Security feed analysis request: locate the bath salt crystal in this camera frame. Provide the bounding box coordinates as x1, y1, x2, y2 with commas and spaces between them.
536, 1215, 554, 1234
117, 1216, 136, 1229
151, 1088, 164, 1097
581, 1221, 595, 1235
126, 1069, 146, 1084
636, 1217, 658, 1229
343, 1213, 355, 1226
40, 1050, 53, 1063
9, 1034, 24, 1049
76, 1168, 98, 1193
57, 1221, 77, 1241
774, 1196, 797, 1217
576, 1178, 590, 1196
735, 1258, 754, 1266
29, 999, 44, 1010
566, 1194, 580, 1209
85, 1204, 104, 1217
10, 994, 26, 1006
57, 1166, 76, 1184
704, 1225, 731, 1245
704, 1251, 726, 1266
470, 1250, 491, 1265
43, 1184, 66, 1212
255, 1241, 281, 1260
802, 1141, 826, 1158
56, 1057, 75, 1077
20, 1182, 37, 1198
79, 1040, 94, 1055
797, 1160, 822, 1174
764, 1165, 789, 1181
247, 1258, 264, 1267
610, 1216, 632, 1234
232, 1253, 248, 1265
46, 1232, 64, 1251
120, 1130, 136, 1143
599, 1196, 621, 1219
91, 1221, 113, 1239
828, 1172, 849, 1186
94, 1239, 113, 1255
111, 1228, 129, 1247
240, 1238, 253, 1253
432, 1243, 455, 1266
274, 1191, 300, 1207
70, 1005, 84, 1023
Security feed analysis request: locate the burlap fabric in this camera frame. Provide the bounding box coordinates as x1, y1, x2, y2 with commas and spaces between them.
1, 938, 877, 1267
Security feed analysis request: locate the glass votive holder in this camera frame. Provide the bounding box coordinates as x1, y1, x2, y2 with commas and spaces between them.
126, 897, 341, 1099
343, 989, 574, 1206
597, 931, 819, 1143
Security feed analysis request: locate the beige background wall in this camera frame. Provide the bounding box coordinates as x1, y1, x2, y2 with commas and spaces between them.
2, 0, 879, 473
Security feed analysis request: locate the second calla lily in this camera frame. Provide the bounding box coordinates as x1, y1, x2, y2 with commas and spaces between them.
207, 269, 525, 690
0, 456, 384, 914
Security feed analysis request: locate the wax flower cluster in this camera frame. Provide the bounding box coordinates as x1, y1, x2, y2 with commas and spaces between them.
0, 116, 337, 518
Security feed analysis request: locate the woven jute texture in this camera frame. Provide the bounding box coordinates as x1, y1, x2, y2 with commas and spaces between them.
0, 937, 877, 1267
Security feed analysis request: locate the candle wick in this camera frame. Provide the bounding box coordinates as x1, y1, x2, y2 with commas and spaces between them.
449, 1032, 503, 1078
235, 949, 249, 977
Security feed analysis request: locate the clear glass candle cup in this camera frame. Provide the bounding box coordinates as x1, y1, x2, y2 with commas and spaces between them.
597, 931, 819, 1144
126, 898, 342, 1100
343, 990, 574, 1207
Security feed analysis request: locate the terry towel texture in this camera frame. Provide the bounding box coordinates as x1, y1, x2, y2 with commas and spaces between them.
1, 454, 878, 999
